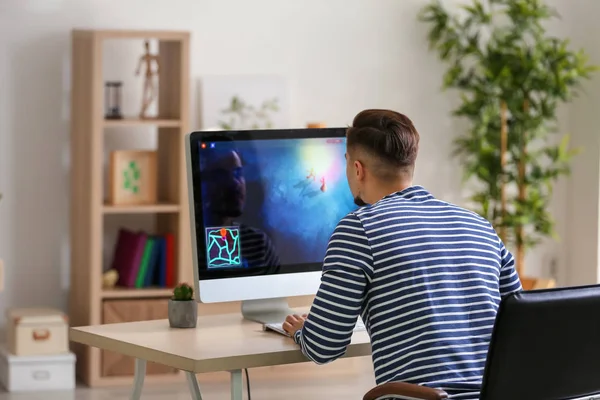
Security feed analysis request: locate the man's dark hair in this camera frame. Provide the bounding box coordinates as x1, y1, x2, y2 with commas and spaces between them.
346, 109, 419, 180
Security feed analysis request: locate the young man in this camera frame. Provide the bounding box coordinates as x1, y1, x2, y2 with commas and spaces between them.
283, 109, 522, 399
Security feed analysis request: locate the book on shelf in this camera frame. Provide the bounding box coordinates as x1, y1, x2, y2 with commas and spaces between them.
110, 228, 176, 289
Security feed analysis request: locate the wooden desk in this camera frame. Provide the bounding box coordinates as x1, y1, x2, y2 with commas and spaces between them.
70, 312, 372, 400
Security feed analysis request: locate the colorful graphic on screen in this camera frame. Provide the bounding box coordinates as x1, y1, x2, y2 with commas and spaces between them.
205, 226, 242, 269
198, 137, 356, 271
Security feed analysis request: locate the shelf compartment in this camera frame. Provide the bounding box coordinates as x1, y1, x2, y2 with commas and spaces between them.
102, 202, 180, 214
101, 288, 173, 299
103, 118, 181, 128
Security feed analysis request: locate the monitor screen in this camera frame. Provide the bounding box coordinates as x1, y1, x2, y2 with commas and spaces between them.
189, 128, 357, 280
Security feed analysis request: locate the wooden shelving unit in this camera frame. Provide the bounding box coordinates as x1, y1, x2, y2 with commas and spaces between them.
69, 29, 192, 387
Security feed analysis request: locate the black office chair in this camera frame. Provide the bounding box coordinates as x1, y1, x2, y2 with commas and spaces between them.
363, 284, 600, 400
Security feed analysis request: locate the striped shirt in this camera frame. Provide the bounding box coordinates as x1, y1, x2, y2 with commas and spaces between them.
293, 186, 522, 399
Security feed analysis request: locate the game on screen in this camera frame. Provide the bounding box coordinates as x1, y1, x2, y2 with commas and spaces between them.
197, 137, 357, 274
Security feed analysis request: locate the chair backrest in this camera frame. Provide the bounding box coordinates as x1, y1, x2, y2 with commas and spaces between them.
480, 284, 600, 400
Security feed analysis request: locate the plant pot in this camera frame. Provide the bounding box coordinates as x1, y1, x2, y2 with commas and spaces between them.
168, 299, 198, 328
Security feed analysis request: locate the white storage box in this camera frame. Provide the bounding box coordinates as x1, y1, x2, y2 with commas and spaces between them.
0, 345, 75, 393
6, 308, 69, 356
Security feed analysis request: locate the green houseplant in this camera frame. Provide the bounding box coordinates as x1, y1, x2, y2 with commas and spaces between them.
218, 95, 280, 130
168, 283, 197, 328
419, 0, 597, 285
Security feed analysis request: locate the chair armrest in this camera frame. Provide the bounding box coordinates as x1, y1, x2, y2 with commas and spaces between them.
363, 382, 448, 400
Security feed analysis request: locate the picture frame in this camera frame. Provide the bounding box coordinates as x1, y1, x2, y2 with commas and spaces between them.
108, 150, 157, 205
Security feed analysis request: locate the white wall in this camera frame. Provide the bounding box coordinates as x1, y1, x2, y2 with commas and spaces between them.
0, 0, 597, 321
561, 0, 600, 286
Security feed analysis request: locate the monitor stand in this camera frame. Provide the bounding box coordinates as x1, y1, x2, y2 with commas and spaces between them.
241, 298, 296, 324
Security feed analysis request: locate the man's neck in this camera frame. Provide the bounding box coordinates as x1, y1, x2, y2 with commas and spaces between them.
364, 181, 413, 205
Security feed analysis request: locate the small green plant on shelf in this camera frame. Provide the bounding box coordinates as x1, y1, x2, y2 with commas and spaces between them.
218, 95, 279, 130
172, 283, 194, 301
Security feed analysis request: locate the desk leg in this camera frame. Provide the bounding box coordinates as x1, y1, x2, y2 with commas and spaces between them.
185, 371, 203, 400
230, 369, 243, 400
130, 358, 146, 400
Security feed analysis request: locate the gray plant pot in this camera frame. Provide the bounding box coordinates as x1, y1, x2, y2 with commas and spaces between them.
168, 299, 198, 328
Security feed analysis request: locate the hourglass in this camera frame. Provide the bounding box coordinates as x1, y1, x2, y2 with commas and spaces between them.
105, 81, 124, 119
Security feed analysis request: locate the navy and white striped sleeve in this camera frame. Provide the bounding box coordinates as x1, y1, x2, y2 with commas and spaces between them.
293, 213, 373, 364
499, 241, 522, 296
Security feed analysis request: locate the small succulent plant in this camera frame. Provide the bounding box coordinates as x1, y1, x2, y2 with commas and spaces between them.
172, 283, 194, 301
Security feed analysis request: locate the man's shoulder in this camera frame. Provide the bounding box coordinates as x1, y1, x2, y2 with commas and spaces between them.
352, 195, 494, 231
449, 205, 498, 233
434, 200, 494, 226
350, 195, 417, 222
336, 211, 365, 230
331, 212, 371, 248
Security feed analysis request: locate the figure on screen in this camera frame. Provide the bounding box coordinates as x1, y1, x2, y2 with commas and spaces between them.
200, 146, 280, 273
320, 176, 327, 192
306, 168, 316, 181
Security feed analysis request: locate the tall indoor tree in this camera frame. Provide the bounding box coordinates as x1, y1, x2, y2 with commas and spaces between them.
419, 0, 597, 286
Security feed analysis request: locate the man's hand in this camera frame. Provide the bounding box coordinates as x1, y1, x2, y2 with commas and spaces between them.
282, 313, 308, 336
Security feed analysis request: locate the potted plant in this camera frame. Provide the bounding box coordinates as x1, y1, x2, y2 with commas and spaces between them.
168, 283, 197, 328
419, 0, 597, 288
218, 95, 279, 130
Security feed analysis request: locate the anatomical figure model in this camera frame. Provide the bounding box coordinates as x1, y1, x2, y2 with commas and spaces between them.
135, 40, 160, 119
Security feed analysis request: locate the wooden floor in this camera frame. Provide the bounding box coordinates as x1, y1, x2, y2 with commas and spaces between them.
0, 358, 376, 399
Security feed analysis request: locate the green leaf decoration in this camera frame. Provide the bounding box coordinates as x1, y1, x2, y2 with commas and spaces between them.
122, 160, 142, 195
217, 96, 280, 130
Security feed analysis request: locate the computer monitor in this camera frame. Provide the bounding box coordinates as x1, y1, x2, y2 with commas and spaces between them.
185, 128, 356, 323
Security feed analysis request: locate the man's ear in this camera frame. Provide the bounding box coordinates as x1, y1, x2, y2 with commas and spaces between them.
354, 160, 366, 182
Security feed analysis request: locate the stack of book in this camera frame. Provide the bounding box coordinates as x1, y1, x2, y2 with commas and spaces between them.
110, 228, 176, 288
